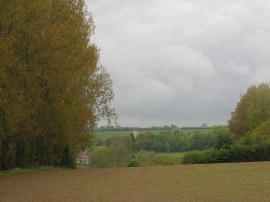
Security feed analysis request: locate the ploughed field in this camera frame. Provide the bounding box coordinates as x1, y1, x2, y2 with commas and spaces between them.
1, 162, 270, 202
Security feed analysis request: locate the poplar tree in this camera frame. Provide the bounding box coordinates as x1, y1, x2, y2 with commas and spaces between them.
0, 0, 115, 170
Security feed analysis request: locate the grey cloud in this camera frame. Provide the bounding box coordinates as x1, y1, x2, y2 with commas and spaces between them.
86, 0, 270, 127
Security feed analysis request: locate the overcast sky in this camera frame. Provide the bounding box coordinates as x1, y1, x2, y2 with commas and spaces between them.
85, 0, 270, 127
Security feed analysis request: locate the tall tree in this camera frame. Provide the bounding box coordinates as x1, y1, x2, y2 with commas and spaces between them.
0, 0, 115, 170
228, 83, 270, 137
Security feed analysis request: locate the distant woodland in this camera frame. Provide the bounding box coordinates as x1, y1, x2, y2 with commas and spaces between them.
90, 83, 270, 167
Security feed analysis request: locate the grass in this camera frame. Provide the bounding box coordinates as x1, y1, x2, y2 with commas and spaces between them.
0, 166, 61, 176
1, 162, 270, 201
155, 152, 187, 158
76, 164, 89, 169
0, 165, 89, 176
94, 130, 172, 139
94, 128, 209, 139
94, 130, 132, 138
94, 129, 180, 139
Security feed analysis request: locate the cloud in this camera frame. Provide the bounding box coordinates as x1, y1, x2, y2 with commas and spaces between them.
86, 0, 270, 127
250, 67, 270, 85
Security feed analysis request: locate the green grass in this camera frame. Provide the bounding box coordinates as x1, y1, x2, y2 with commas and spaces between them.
1, 165, 91, 176
0, 166, 61, 176
133, 151, 186, 166
94, 128, 210, 139
155, 152, 187, 158
154, 152, 187, 165
94, 129, 175, 139
94, 130, 132, 138
156, 152, 187, 163
76, 164, 89, 169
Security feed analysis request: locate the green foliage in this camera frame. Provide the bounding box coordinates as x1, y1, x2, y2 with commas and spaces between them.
109, 137, 132, 167
127, 159, 140, 167
89, 147, 114, 168
89, 137, 132, 168
0, 0, 115, 170
133, 151, 156, 166
209, 126, 234, 149
130, 151, 183, 166
182, 150, 216, 164
134, 129, 218, 152
190, 130, 215, 150
228, 83, 270, 137
251, 119, 270, 138
182, 137, 270, 164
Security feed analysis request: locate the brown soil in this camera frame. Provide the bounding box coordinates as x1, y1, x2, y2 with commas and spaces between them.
1, 162, 270, 202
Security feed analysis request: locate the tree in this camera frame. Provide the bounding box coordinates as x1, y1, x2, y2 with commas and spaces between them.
251, 119, 270, 138
209, 126, 233, 149
190, 130, 213, 150
0, 0, 115, 170
228, 83, 270, 137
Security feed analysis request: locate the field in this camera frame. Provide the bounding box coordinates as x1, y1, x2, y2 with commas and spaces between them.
94, 129, 172, 139
155, 152, 187, 164
94, 128, 208, 139
1, 162, 270, 202
94, 130, 132, 138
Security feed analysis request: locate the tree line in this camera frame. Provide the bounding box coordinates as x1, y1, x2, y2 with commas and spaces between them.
91, 82, 270, 167
133, 129, 225, 152
90, 126, 231, 167
95, 126, 230, 152
0, 0, 115, 170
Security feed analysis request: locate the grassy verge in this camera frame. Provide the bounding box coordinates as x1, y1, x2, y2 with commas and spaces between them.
76, 164, 89, 169
0, 164, 92, 176
0, 166, 61, 176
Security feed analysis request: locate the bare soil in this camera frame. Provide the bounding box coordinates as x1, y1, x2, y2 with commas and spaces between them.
1, 162, 270, 202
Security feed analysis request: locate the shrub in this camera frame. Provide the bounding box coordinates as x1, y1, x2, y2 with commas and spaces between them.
89, 147, 113, 168
133, 151, 156, 166
127, 159, 140, 167
214, 148, 231, 163
162, 158, 178, 166
182, 151, 210, 164
182, 142, 270, 164
130, 151, 183, 166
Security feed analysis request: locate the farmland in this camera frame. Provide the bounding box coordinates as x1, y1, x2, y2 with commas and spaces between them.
94, 129, 172, 139
94, 128, 209, 139
1, 162, 270, 202
94, 130, 133, 138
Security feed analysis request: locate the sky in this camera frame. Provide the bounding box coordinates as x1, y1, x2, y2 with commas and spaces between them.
85, 0, 270, 127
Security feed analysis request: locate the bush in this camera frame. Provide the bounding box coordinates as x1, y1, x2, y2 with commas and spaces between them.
162, 158, 178, 166
182, 150, 211, 164
90, 136, 133, 168
133, 151, 156, 166
130, 151, 183, 166
127, 159, 140, 167
89, 147, 113, 168
182, 142, 270, 164
214, 148, 231, 163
